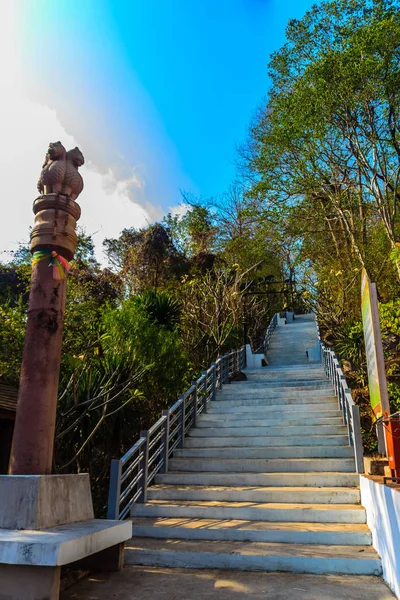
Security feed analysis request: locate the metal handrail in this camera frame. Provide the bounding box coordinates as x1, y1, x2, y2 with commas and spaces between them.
255, 312, 279, 354
318, 334, 364, 474
107, 344, 247, 519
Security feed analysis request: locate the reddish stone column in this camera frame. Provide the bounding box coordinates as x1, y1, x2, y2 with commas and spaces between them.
9, 143, 84, 475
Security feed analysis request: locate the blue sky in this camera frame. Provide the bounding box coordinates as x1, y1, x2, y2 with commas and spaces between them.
1, 0, 315, 259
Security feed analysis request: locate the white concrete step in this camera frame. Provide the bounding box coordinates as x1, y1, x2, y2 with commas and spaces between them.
131, 517, 371, 545
217, 388, 335, 399
184, 434, 349, 448
131, 500, 366, 523
124, 538, 381, 575
210, 397, 337, 407
156, 471, 360, 487
208, 402, 338, 414
264, 358, 312, 364
147, 484, 360, 504
196, 416, 344, 428
201, 408, 342, 420
245, 365, 324, 372
174, 445, 353, 459
245, 376, 328, 384
230, 381, 332, 389
169, 457, 355, 473
189, 424, 346, 437
244, 371, 326, 380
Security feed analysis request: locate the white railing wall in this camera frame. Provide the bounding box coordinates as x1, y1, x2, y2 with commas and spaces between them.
318, 332, 364, 473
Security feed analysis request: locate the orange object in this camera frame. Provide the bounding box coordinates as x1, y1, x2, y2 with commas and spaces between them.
384, 416, 400, 479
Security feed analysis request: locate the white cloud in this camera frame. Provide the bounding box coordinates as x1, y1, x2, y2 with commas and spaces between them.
0, 1, 155, 266
168, 203, 191, 219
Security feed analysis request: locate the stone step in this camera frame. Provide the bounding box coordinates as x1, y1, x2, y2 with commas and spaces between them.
156, 471, 359, 488
201, 407, 342, 420
210, 397, 337, 407
267, 348, 316, 353
189, 424, 347, 437
244, 373, 332, 387
238, 375, 332, 388
131, 517, 371, 545
174, 445, 353, 459
245, 365, 324, 372
131, 500, 366, 523
208, 402, 338, 414
169, 457, 355, 473
217, 388, 335, 399
244, 371, 325, 380
124, 538, 381, 575
147, 484, 360, 504
266, 361, 312, 365
230, 381, 332, 389
184, 434, 349, 448
196, 416, 344, 428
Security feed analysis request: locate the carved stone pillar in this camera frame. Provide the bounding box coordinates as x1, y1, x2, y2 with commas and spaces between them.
9, 143, 84, 475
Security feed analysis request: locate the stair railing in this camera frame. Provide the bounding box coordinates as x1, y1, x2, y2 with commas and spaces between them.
318, 333, 364, 474
255, 312, 279, 354
107, 344, 247, 520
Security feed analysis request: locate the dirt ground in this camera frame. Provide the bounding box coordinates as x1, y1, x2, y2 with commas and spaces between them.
61, 566, 395, 600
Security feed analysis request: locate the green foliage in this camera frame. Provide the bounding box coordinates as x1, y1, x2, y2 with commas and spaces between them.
102, 299, 190, 408
0, 300, 26, 384
379, 300, 400, 336
388, 381, 400, 411
334, 321, 365, 366
136, 290, 181, 330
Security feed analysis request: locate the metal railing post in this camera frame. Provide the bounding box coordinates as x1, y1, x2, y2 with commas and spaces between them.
217, 357, 223, 389
351, 404, 364, 473
107, 458, 122, 519
340, 376, 348, 424
192, 380, 198, 426
211, 363, 216, 401
178, 394, 185, 448
160, 410, 170, 474
202, 370, 208, 412
138, 430, 149, 503
224, 354, 230, 383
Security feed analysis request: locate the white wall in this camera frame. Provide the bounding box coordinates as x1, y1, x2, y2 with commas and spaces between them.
360, 475, 400, 598
245, 345, 264, 369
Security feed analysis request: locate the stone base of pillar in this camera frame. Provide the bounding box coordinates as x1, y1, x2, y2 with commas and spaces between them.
0, 474, 94, 530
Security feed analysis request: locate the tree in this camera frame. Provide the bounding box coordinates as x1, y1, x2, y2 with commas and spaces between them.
104, 224, 188, 293
245, 0, 400, 282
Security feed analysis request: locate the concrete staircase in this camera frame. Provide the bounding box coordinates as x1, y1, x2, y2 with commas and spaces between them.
127, 314, 381, 576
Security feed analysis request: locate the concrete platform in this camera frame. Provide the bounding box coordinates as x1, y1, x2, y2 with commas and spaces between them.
0, 519, 132, 566
146, 484, 361, 504
125, 538, 381, 575
60, 566, 395, 600
156, 471, 360, 487
132, 499, 366, 523
168, 457, 355, 472
184, 434, 350, 447
132, 518, 371, 545
189, 424, 347, 437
